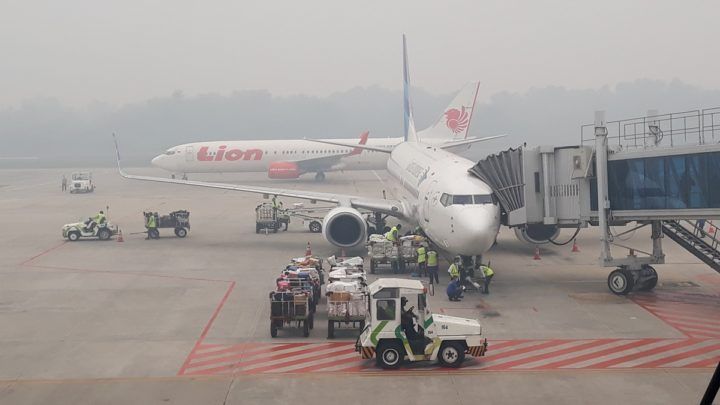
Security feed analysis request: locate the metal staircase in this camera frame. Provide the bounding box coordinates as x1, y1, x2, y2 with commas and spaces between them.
661, 220, 720, 273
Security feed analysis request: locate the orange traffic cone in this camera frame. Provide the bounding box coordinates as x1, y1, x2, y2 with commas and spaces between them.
571, 239, 580, 253
533, 246, 541, 260
117, 229, 124, 243
305, 241, 312, 257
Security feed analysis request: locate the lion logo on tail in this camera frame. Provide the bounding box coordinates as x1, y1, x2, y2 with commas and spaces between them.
444, 107, 470, 134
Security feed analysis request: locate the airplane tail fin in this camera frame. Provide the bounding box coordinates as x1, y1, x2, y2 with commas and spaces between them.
403, 35, 419, 143
419, 81, 480, 140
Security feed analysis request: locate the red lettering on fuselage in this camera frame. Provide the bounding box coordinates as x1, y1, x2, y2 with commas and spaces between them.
197, 146, 263, 162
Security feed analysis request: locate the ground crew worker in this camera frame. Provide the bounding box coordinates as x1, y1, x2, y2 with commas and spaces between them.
447, 277, 463, 301
385, 223, 401, 243
447, 256, 461, 279
86, 210, 105, 232
145, 212, 157, 240
427, 250, 439, 284
61, 175, 67, 192
416, 246, 427, 277
480, 264, 495, 294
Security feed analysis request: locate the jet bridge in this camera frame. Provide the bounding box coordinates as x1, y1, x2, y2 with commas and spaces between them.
470, 107, 720, 295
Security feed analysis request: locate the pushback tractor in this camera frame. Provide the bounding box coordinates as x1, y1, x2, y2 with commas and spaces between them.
355, 279, 487, 369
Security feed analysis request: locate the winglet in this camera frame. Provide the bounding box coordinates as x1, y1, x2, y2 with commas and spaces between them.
112, 133, 128, 177
402, 35, 419, 143
348, 131, 370, 156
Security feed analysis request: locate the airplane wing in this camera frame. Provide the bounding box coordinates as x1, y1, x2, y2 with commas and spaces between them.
304, 139, 394, 154
113, 135, 406, 217
438, 134, 507, 150
291, 131, 370, 172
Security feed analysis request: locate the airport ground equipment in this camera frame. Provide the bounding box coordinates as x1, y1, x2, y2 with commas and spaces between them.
69, 172, 94, 193
326, 289, 367, 339
269, 289, 313, 338
62, 220, 118, 241
283, 204, 335, 233
355, 278, 487, 369
470, 107, 720, 295
367, 234, 401, 274
143, 210, 190, 239
255, 202, 288, 233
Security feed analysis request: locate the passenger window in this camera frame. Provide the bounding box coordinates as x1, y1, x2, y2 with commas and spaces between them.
453, 195, 473, 205
376, 300, 396, 321
440, 193, 450, 207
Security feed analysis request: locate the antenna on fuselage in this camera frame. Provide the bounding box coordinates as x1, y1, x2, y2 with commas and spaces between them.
402, 34, 420, 143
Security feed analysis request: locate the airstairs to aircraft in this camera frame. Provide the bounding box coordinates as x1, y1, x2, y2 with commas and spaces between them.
661, 220, 720, 273
470, 107, 720, 294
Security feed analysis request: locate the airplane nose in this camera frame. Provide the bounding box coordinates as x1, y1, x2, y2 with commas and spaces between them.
151, 155, 163, 168
453, 207, 500, 255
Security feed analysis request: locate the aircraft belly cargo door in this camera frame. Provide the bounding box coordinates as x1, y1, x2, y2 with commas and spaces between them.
185, 146, 194, 162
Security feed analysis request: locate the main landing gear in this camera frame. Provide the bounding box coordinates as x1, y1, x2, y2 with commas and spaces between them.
607, 265, 658, 295
314, 172, 326, 182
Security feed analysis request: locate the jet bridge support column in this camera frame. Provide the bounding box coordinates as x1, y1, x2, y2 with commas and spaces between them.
595, 111, 612, 264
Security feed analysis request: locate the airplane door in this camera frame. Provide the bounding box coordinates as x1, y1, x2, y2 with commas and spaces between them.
185, 146, 194, 162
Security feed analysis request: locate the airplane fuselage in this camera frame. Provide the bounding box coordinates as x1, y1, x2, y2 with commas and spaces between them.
386, 142, 501, 257
152, 138, 399, 174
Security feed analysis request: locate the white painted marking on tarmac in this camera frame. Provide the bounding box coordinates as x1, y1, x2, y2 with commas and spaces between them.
609, 339, 720, 368
516, 339, 630, 369
564, 340, 677, 369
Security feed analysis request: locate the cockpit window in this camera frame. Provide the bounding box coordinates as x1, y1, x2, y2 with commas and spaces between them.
164, 150, 176, 155
452, 195, 473, 205
473, 195, 494, 204
440, 193, 496, 206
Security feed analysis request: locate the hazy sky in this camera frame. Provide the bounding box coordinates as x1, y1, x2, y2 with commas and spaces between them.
2, 0, 719, 108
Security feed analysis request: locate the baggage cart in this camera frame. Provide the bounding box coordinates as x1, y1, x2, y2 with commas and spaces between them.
269, 290, 314, 337
144, 210, 190, 239
327, 291, 367, 339
256, 202, 284, 233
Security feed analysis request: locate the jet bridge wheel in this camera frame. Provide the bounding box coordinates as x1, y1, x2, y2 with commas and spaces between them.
608, 268, 635, 295
638, 265, 658, 291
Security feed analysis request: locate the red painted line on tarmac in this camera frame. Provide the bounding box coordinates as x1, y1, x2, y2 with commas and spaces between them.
486, 340, 532, 351
633, 343, 720, 368
186, 343, 307, 369
483, 339, 616, 370
478, 340, 570, 363
177, 281, 236, 376
666, 320, 720, 333
655, 313, 720, 327
235, 343, 343, 369
680, 331, 720, 339
19, 241, 67, 266
683, 357, 720, 368
253, 348, 358, 374
191, 343, 270, 361
287, 352, 363, 373
584, 339, 696, 369
535, 339, 663, 369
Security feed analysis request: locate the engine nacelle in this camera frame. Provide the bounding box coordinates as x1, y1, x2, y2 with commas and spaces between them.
322, 207, 367, 248
514, 224, 560, 244
268, 162, 301, 179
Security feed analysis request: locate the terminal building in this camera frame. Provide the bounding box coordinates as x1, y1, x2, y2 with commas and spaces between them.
470, 107, 720, 295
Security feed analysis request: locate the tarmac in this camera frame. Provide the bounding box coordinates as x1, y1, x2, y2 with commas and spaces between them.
0, 167, 718, 404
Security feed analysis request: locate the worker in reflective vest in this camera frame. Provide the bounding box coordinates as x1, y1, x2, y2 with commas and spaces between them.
385, 224, 401, 243
480, 264, 495, 294
416, 246, 427, 277
427, 250, 439, 284
448, 256, 461, 279
146, 212, 157, 240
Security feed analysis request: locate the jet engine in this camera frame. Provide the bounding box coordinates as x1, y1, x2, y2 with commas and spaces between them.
268, 162, 301, 179
514, 224, 560, 244
322, 207, 367, 248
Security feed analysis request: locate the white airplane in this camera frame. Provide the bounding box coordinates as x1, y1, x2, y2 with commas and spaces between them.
150, 81, 484, 182
116, 36, 504, 264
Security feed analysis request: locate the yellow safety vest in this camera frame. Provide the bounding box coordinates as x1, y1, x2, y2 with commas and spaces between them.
385, 226, 398, 242
427, 251, 438, 266
417, 247, 426, 263
147, 215, 157, 228
482, 266, 494, 277
448, 263, 460, 278
94, 213, 106, 224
